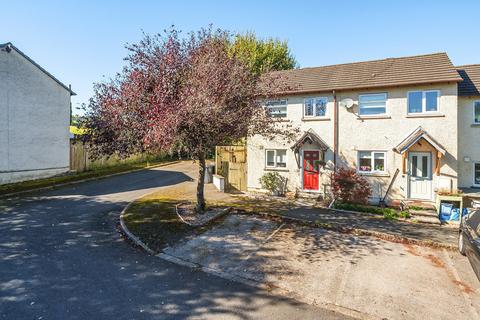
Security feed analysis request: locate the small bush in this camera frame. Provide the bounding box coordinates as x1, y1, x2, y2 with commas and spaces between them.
333, 202, 403, 220
399, 211, 410, 219
383, 210, 399, 220
331, 168, 372, 205
259, 172, 285, 195
408, 205, 423, 211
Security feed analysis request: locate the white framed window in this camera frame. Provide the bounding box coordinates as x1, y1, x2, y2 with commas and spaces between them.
407, 90, 440, 114
265, 100, 287, 118
265, 149, 287, 168
304, 97, 327, 117
474, 101, 480, 124
358, 151, 386, 173
359, 93, 387, 116
474, 162, 480, 186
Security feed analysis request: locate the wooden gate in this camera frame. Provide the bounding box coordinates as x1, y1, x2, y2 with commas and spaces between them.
215, 146, 247, 192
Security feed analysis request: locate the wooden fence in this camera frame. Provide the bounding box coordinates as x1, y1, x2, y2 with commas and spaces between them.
70, 140, 161, 172
215, 146, 247, 192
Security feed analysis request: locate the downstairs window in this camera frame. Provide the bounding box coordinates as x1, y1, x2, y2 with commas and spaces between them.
266, 149, 287, 168
358, 151, 386, 173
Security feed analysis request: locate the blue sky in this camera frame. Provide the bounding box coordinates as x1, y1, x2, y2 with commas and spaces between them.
3, 0, 480, 114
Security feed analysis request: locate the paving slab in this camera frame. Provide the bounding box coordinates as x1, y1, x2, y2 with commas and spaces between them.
163, 214, 480, 320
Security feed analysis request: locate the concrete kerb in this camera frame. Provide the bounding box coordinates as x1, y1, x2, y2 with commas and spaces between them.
0, 160, 181, 199
119, 200, 156, 255
175, 203, 232, 227
118, 195, 377, 320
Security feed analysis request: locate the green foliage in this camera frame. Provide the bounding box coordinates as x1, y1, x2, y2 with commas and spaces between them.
331, 168, 372, 205
229, 32, 298, 75
383, 210, 399, 220
333, 202, 408, 220
259, 172, 285, 195
399, 211, 411, 219
408, 205, 423, 211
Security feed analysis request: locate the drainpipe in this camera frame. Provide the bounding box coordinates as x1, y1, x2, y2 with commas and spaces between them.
333, 90, 338, 168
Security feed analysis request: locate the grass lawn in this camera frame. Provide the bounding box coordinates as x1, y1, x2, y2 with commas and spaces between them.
0, 159, 177, 196
121, 182, 295, 252
122, 196, 195, 252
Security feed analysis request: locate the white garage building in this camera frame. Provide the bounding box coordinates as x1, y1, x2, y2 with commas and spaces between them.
0, 42, 75, 184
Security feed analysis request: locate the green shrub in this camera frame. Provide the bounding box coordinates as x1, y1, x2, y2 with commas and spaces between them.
333, 202, 403, 220
331, 168, 372, 204
259, 172, 285, 195
399, 211, 411, 219
383, 210, 399, 220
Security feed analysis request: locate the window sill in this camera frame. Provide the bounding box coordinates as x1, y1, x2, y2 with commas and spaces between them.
264, 168, 289, 172
357, 115, 391, 120
471, 123, 480, 127
358, 172, 390, 177
302, 117, 330, 122
406, 113, 445, 118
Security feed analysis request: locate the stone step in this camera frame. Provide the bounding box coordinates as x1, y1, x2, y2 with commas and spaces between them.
409, 209, 438, 217
402, 200, 436, 211
296, 192, 322, 200
411, 214, 441, 225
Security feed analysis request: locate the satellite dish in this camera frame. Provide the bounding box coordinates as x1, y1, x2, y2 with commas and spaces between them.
339, 98, 354, 110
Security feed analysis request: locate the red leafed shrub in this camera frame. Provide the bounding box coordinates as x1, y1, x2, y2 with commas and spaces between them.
331, 168, 372, 205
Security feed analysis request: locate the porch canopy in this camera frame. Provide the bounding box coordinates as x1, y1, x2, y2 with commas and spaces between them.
291, 129, 329, 168
393, 126, 446, 175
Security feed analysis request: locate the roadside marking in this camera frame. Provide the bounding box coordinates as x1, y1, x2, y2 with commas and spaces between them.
243, 222, 286, 261
442, 249, 479, 319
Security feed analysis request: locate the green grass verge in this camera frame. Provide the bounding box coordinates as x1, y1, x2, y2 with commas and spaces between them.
333, 202, 410, 220
122, 197, 194, 252
122, 196, 233, 252
0, 158, 175, 196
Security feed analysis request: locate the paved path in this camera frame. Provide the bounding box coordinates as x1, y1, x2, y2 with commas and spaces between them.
164, 214, 480, 320
0, 162, 350, 320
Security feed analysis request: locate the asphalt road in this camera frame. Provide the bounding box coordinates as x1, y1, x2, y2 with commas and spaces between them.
0, 163, 352, 320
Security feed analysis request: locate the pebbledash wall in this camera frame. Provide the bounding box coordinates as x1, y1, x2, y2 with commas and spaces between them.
247, 82, 460, 203
458, 96, 480, 188
0, 46, 72, 184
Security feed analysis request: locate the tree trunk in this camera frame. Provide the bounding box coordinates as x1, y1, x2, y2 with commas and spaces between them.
196, 154, 207, 213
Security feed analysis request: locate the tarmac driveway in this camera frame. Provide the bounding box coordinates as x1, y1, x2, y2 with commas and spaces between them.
0, 162, 349, 320
162, 214, 480, 320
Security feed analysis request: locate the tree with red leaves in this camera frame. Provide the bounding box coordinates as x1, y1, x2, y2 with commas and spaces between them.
83, 27, 296, 212
330, 168, 372, 205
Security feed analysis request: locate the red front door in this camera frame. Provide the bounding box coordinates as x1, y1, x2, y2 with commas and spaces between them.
303, 151, 319, 190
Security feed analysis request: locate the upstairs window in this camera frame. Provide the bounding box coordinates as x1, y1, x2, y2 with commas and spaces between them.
304, 97, 328, 117
474, 101, 480, 124
408, 90, 439, 114
265, 100, 287, 118
358, 151, 386, 173
266, 149, 287, 168
359, 93, 387, 115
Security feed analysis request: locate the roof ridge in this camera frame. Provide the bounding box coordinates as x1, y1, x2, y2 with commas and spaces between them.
1, 42, 75, 95
456, 64, 480, 68
272, 52, 449, 74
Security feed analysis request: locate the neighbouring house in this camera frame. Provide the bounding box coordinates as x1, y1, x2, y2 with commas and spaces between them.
247, 52, 480, 205
0, 42, 75, 184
